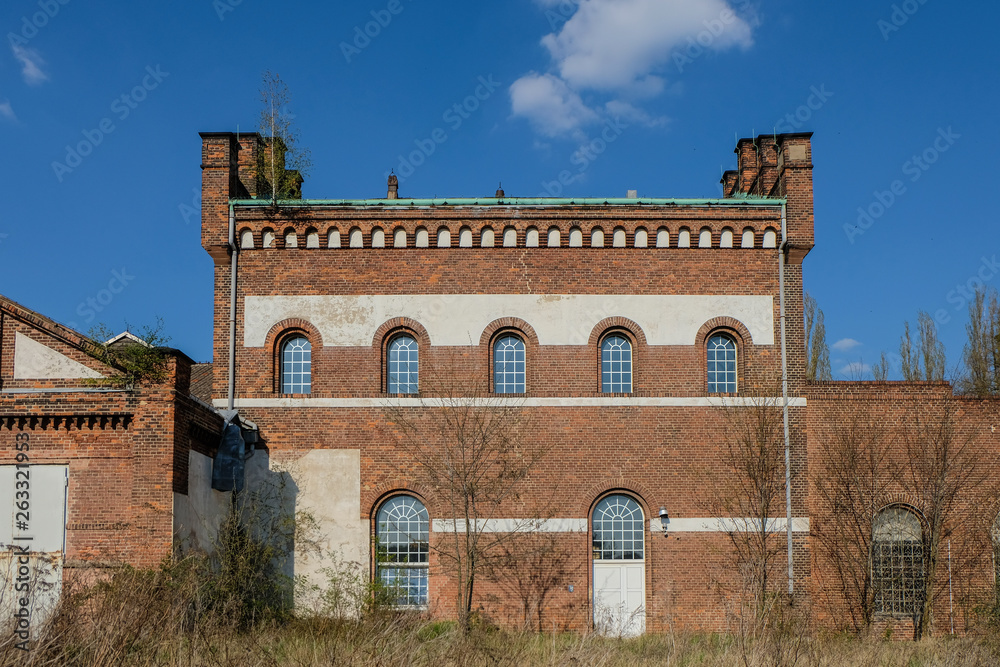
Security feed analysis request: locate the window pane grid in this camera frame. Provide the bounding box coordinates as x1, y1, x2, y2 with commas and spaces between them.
593, 495, 644, 560
388, 336, 419, 394
873, 540, 924, 615
281, 337, 312, 394
707, 335, 737, 393
494, 335, 525, 393
376, 496, 429, 607
601, 335, 633, 393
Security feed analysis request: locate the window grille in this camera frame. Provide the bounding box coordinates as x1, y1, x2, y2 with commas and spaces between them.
707, 334, 737, 393
281, 336, 311, 394
493, 335, 525, 393
872, 506, 924, 616
601, 335, 633, 393
593, 495, 644, 561
387, 336, 419, 394
376, 496, 429, 607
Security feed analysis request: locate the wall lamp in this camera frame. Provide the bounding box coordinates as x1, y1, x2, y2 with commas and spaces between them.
659, 506, 669, 534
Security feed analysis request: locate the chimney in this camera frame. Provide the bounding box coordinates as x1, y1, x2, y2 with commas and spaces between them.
627, 189, 637, 198
387, 173, 399, 199
495, 182, 505, 199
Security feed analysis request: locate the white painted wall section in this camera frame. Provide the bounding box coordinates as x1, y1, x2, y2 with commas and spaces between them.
244, 294, 775, 348
13, 333, 104, 380
173, 450, 231, 553
273, 449, 368, 613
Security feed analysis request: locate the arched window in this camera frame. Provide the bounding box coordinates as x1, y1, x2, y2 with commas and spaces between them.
280, 336, 311, 394
593, 495, 644, 561
493, 335, 525, 393
387, 335, 419, 394
376, 496, 429, 607
601, 335, 632, 393
707, 333, 737, 393
872, 506, 924, 616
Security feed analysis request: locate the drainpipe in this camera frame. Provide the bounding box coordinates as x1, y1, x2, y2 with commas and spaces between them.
227, 202, 237, 412
779, 202, 793, 596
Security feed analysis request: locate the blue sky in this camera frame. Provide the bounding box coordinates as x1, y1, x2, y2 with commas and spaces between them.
1, 0, 997, 376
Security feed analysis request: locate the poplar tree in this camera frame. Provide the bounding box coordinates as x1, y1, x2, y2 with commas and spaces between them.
804, 292, 832, 381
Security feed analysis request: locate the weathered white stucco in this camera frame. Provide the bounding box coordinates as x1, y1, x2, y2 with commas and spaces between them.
173, 450, 231, 554
243, 294, 775, 348
275, 449, 368, 612
13, 333, 103, 380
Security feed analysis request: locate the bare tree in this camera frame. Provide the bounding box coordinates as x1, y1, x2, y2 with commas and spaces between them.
804, 292, 832, 381
900, 312, 946, 382
384, 383, 544, 632
871, 352, 891, 382
958, 287, 1000, 397
710, 391, 789, 616
900, 400, 995, 638
811, 396, 895, 632
254, 70, 312, 202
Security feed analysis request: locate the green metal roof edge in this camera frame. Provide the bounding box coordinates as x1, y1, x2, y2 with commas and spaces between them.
230, 197, 786, 208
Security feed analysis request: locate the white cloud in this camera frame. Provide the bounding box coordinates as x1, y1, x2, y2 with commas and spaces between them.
0, 100, 15, 122
11, 44, 48, 85
511, 0, 755, 137
604, 100, 667, 128
509, 72, 600, 138
832, 338, 862, 352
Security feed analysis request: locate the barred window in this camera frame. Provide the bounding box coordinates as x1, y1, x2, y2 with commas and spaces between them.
707, 333, 737, 393
593, 495, 644, 561
601, 335, 632, 393
387, 335, 418, 394
493, 335, 525, 393
280, 336, 311, 394
872, 506, 924, 616
376, 496, 429, 607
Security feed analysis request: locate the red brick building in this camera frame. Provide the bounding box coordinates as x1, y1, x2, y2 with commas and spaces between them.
3, 130, 997, 638
0, 294, 223, 618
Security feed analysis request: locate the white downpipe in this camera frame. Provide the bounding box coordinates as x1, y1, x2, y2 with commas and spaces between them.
779, 202, 793, 596
228, 203, 237, 412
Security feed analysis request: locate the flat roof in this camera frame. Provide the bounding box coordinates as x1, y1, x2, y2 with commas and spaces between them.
230, 197, 786, 208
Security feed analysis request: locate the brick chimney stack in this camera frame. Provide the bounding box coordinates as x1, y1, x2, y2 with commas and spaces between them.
387, 173, 399, 199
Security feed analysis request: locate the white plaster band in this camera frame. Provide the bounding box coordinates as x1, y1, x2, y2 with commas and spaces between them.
428, 517, 810, 533
244, 294, 775, 348
213, 397, 807, 409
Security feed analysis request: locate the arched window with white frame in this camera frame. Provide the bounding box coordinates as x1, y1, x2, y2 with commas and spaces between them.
387, 335, 419, 394
493, 334, 525, 393
706, 333, 737, 393
376, 496, 429, 607
601, 334, 633, 393
280, 335, 312, 394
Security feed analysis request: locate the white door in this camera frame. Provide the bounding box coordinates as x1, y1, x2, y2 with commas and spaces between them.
594, 561, 645, 636
1, 464, 69, 628
592, 494, 646, 636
